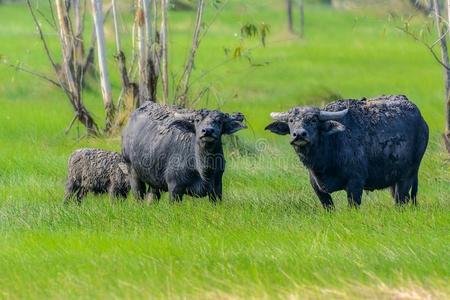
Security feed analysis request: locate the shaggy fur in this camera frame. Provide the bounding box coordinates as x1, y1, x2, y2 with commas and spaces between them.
64, 148, 130, 203
266, 95, 429, 209
121, 101, 246, 202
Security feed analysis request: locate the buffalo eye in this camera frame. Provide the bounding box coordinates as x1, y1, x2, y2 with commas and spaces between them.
289, 118, 293, 123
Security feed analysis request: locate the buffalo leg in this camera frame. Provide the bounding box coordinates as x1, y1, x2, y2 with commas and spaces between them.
410, 174, 419, 206
309, 176, 334, 209
168, 183, 184, 203
130, 167, 146, 200
109, 185, 128, 201
169, 192, 183, 202
346, 180, 363, 208
394, 179, 412, 205
63, 180, 78, 204
209, 176, 223, 203
208, 190, 222, 203
75, 188, 87, 204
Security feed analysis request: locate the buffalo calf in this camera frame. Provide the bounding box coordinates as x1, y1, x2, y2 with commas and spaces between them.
64, 148, 130, 203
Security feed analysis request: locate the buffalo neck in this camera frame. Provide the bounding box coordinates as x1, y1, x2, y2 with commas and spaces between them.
194, 138, 224, 182
296, 136, 335, 173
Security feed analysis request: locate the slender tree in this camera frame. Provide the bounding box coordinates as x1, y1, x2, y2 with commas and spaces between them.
92, 0, 115, 131
143, 0, 153, 43
143, 0, 159, 103
112, 0, 121, 54
446, 0, 450, 150
287, 0, 294, 33
432, 0, 450, 151
55, 0, 98, 135
112, 0, 135, 109
160, 0, 169, 104
137, 0, 149, 105
299, 0, 304, 38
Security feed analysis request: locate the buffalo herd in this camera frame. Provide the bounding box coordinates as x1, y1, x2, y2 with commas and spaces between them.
65, 94, 429, 209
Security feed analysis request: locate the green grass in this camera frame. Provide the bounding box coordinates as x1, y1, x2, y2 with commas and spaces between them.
0, 1, 449, 299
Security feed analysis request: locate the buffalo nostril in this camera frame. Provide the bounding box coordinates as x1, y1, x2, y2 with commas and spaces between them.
293, 133, 297, 137
202, 129, 207, 133
300, 131, 307, 137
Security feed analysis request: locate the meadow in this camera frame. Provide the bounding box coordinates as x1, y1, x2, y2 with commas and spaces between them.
0, 1, 449, 299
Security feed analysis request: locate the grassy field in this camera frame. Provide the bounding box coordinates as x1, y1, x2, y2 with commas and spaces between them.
0, 1, 449, 299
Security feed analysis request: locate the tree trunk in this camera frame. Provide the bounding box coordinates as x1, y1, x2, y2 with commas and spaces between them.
143, 0, 158, 103
160, 0, 169, 104
55, 0, 98, 135
73, 0, 85, 86
287, 0, 293, 33
299, 0, 304, 38
137, 0, 149, 105
83, 27, 97, 79
92, 0, 115, 132
176, 0, 204, 107
112, 0, 121, 53
142, 0, 153, 44
433, 0, 450, 152
112, 0, 134, 108
446, 0, 450, 151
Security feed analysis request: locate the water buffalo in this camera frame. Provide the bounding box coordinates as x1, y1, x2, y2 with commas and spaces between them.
265, 95, 429, 208
64, 148, 130, 203
122, 102, 246, 203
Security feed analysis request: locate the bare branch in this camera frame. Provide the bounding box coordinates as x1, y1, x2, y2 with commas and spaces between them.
191, 86, 209, 106
430, 26, 450, 47
26, 1, 62, 81
65, 114, 79, 134
396, 25, 450, 70
2, 62, 62, 88
175, 0, 205, 106
199, 0, 229, 42
47, 0, 57, 29
36, 9, 58, 31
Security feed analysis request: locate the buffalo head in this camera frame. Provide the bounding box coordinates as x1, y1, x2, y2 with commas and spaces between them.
172, 110, 246, 146
265, 107, 348, 147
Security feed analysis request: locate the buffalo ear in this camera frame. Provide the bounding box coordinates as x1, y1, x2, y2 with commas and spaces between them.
223, 121, 247, 135
322, 120, 345, 135
169, 119, 196, 133
265, 122, 290, 135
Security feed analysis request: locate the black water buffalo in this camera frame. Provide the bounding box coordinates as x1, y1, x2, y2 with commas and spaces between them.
266, 95, 429, 208
122, 102, 246, 202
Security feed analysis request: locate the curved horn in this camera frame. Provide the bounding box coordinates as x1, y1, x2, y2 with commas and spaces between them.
270, 112, 289, 122
173, 112, 195, 120
319, 108, 348, 121
229, 112, 245, 122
